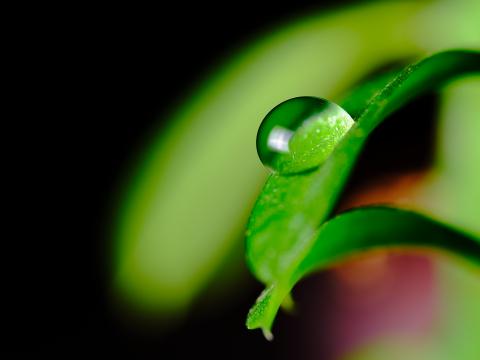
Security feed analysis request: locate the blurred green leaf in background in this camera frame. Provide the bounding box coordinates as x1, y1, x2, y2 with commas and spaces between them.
113, 3, 479, 352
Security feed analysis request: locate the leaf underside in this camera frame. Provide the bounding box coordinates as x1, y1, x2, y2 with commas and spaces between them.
245, 50, 480, 337
246, 207, 480, 334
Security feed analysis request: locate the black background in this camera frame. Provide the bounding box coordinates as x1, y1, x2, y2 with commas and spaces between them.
5, 0, 436, 357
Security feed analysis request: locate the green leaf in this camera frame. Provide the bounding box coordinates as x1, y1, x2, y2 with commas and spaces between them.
246, 207, 480, 334
245, 50, 480, 335
115, 0, 480, 315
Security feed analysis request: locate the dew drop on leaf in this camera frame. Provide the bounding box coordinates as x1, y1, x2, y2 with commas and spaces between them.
256, 97, 354, 174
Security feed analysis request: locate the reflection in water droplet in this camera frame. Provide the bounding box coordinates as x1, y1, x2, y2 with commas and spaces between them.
256, 97, 354, 174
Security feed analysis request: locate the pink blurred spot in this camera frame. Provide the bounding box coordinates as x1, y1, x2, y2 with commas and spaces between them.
298, 252, 437, 359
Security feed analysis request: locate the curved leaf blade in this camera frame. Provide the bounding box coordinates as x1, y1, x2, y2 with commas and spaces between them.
246, 50, 480, 336
246, 207, 480, 334
246, 50, 480, 285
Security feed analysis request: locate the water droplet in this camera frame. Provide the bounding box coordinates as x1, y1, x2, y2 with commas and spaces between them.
256, 97, 354, 174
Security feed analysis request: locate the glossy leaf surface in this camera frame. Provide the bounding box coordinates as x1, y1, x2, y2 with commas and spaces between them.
247, 207, 480, 335
246, 50, 480, 335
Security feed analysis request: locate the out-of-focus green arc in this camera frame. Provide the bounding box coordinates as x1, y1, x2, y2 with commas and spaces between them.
114, 0, 480, 313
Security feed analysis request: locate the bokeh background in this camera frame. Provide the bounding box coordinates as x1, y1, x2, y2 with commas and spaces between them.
6, 0, 479, 358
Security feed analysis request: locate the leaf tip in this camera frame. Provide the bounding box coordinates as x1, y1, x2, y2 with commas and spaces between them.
262, 328, 274, 341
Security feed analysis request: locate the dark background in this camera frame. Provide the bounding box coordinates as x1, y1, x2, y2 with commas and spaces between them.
5, 1, 436, 357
